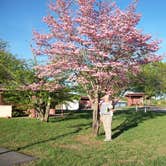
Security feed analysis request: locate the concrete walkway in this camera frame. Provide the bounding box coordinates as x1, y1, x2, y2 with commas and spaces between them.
0, 147, 36, 166
138, 106, 166, 113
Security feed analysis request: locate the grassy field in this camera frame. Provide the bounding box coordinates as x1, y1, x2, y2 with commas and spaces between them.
0, 109, 166, 166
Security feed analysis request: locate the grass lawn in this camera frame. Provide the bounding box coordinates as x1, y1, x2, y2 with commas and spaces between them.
0, 109, 166, 166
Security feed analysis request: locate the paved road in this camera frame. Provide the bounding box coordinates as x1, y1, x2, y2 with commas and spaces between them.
138, 106, 166, 112
0, 147, 36, 166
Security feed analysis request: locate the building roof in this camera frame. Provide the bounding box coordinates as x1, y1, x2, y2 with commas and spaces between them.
80, 96, 89, 100
125, 92, 144, 97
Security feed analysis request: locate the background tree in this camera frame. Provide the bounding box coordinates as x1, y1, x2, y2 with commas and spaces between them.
0, 39, 8, 51
129, 62, 166, 99
0, 39, 37, 115
0, 40, 35, 89
32, 0, 161, 135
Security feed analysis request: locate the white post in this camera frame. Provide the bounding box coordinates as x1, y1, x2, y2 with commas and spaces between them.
144, 97, 147, 113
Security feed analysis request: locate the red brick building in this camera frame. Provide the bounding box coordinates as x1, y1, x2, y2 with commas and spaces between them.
79, 96, 91, 109
125, 92, 144, 106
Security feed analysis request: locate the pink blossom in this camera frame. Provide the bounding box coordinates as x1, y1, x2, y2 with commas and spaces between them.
32, 0, 161, 97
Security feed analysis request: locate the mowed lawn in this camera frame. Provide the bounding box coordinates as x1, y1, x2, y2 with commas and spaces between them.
0, 109, 166, 166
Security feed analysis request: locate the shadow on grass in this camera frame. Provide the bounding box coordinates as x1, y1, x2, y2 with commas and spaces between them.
0, 123, 91, 155
10, 108, 164, 150
13, 127, 83, 152
112, 109, 166, 139
69, 122, 92, 131
50, 109, 166, 140
49, 110, 93, 123
0, 111, 93, 153
0, 122, 92, 155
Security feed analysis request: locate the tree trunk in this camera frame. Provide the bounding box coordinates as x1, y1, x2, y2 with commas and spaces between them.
39, 109, 49, 122
43, 97, 51, 122
91, 92, 100, 136
38, 111, 45, 121
0, 92, 4, 105
43, 113, 49, 122
39, 97, 51, 122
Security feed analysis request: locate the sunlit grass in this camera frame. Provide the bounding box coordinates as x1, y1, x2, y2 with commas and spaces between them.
0, 109, 166, 165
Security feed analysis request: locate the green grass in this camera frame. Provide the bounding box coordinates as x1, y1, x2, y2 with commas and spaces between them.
0, 109, 166, 166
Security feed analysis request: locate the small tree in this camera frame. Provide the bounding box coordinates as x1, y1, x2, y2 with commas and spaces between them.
27, 79, 80, 122
32, 0, 161, 135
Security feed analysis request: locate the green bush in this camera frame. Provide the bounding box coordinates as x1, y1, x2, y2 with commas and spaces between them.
12, 106, 28, 117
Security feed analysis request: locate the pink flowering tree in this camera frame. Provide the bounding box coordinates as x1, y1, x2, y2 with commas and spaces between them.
26, 79, 61, 122
32, 0, 161, 135
27, 79, 79, 122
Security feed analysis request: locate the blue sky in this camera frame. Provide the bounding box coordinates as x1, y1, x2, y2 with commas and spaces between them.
0, 0, 166, 60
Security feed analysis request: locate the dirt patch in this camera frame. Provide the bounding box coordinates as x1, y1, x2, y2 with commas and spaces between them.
58, 144, 83, 151
74, 134, 103, 148
156, 146, 166, 155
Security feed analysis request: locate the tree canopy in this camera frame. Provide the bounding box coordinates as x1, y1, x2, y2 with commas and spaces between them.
129, 62, 166, 97
0, 39, 35, 89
